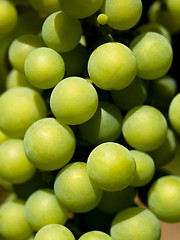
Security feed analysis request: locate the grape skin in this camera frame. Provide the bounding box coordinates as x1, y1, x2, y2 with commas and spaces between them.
24, 47, 65, 89
50, 77, 98, 125
8, 34, 45, 73
0, 200, 33, 240
25, 189, 68, 231
79, 101, 123, 145
0, 139, 36, 184
0, 87, 47, 138
87, 142, 136, 191
42, 11, 82, 53
23, 117, 76, 171
130, 32, 173, 79
34, 224, 75, 240
88, 42, 137, 91
58, 0, 104, 19
100, 0, 143, 30
54, 162, 103, 213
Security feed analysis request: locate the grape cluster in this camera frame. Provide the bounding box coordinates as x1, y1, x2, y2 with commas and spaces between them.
0, 0, 180, 240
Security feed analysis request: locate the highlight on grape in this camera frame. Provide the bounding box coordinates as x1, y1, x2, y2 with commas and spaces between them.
0, 0, 180, 240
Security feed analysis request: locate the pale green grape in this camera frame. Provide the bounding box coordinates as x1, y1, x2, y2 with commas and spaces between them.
15, 10, 44, 36
129, 32, 173, 80
0, 0, 18, 37
135, 22, 172, 43
0, 87, 47, 138
8, 34, 45, 73
148, 128, 177, 168
60, 43, 89, 77
6, 68, 38, 90
0, 175, 13, 192
122, 105, 168, 151
111, 76, 147, 111
168, 93, 180, 133
87, 142, 136, 191
29, 0, 61, 15
78, 231, 112, 240
148, 175, 180, 222
42, 11, 82, 53
50, 77, 98, 125
58, 0, 104, 19
97, 14, 109, 25
97, 186, 136, 215
79, 101, 122, 145
0, 139, 36, 184
25, 189, 68, 231
0, 200, 33, 240
87, 42, 137, 90
148, 1, 180, 35
0, 129, 9, 144
24, 47, 65, 89
149, 74, 178, 113
54, 162, 103, 213
23, 118, 76, 171
110, 207, 161, 240
34, 224, 75, 240
100, 0, 142, 30
151, 74, 177, 99
130, 150, 155, 187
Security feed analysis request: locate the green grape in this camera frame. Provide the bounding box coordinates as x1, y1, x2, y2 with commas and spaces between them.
100, 0, 142, 30
50, 77, 98, 125
8, 34, 45, 73
6, 68, 38, 90
165, 0, 180, 20
97, 186, 136, 215
148, 128, 177, 168
29, 0, 61, 15
58, 0, 104, 19
135, 22, 172, 43
149, 74, 178, 113
96, 14, 109, 25
129, 32, 173, 80
27, 236, 35, 240
15, 10, 44, 36
122, 105, 168, 151
129, 150, 155, 187
24, 47, 65, 89
25, 189, 68, 231
110, 76, 147, 112
0, 200, 33, 240
78, 231, 112, 240
0, 129, 9, 144
137, 168, 171, 206
42, 11, 82, 53
23, 118, 76, 171
87, 42, 137, 91
0, 139, 36, 184
87, 142, 136, 191
110, 207, 161, 240
0, 0, 18, 37
0, 175, 13, 192
34, 224, 75, 240
79, 101, 122, 145
0, 87, 47, 138
60, 43, 89, 77
151, 74, 177, 100
54, 162, 103, 213
147, 175, 180, 223
168, 93, 180, 134
148, 1, 180, 35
